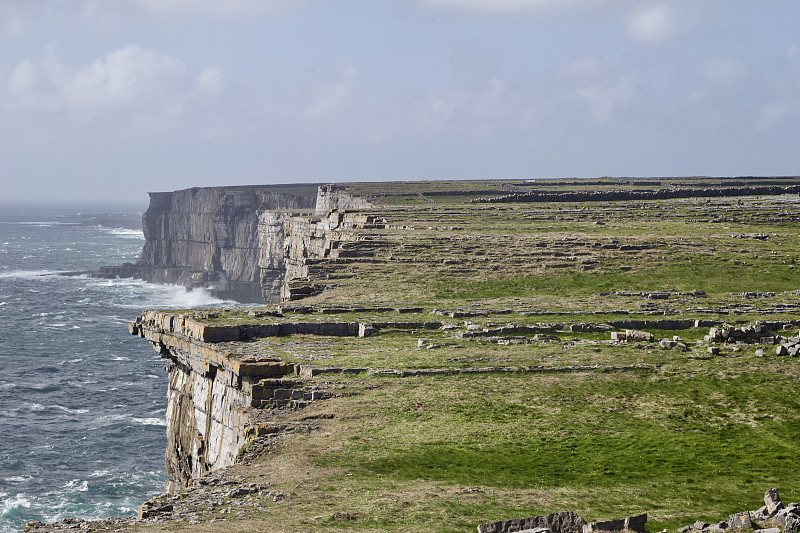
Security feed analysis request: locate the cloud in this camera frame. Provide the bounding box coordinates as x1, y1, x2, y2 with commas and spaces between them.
415, 0, 581, 15
2, 44, 222, 122
701, 58, 746, 83
0, 1, 25, 37
626, 4, 676, 44
305, 63, 357, 118
757, 102, 797, 131
0, 0, 308, 33
419, 77, 518, 135
575, 73, 637, 123
559, 56, 638, 123
121, 0, 307, 19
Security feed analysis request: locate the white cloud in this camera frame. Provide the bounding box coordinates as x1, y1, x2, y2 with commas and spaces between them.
558, 56, 638, 123
2, 44, 222, 124
61, 45, 186, 110
0, 0, 308, 32
196, 67, 223, 95
416, 0, 581, 15
702, 58, 746, 83
419, 77, 517, 134
0, 1, 25, 37
757, 102, 796, 131
626, 4, 675, 44
122, 0, 307, 19
559, 57, 606, 79
575, 73, 637, 123
305, 63, 357, 118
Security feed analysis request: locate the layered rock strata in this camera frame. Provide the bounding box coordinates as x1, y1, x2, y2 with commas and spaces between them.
97, 185, 320, 302
130, 311, 290, 491
128, 310, 375, 492
94, 184, 385, 302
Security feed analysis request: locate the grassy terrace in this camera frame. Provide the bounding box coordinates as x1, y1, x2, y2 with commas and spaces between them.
133, 178, 800, 533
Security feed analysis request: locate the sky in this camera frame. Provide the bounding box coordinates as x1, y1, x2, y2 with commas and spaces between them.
1, 0, 799, 204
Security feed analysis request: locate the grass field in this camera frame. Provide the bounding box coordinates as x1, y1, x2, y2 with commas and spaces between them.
119, 178, 800, 533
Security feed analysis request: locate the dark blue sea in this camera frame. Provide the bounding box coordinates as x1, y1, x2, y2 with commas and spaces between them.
0, 204, 237, 533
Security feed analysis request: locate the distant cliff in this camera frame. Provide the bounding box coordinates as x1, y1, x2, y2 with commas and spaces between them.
93, 183, 378, 303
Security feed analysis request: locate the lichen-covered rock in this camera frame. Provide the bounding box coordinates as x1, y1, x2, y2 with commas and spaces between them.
477, 511, 587, 533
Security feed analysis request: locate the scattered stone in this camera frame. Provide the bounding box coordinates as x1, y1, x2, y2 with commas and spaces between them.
584, 514, 647, 533
610, 330, 654, 342
706, 324, 779, 345
765, 489, 785, 515
478, 511, 587, 533
728, 511, 752, 530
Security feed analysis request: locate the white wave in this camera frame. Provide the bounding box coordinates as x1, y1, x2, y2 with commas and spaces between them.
97, 277, 237, 308
0, 302, 6, 306
3, 477, 29, 484
62, 480, 89, 493
132, 417, 166, 427
0, 270, 64, 280
53, 405, 89, 414
161, 286, 230, 308
89, 470, 109, 478
26, 403, 45, 412
0, 493, 31, 517
106, 228, 144, 238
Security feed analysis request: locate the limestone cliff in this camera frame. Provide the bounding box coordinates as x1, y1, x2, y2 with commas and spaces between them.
129, 310, 351, 492
98, 185, 319, 302
94, 183, 381, 303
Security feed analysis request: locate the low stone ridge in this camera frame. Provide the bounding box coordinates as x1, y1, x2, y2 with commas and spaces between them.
584, 514, 648, 533
471, 185, 800, 204
705, 324, 800, 356
677, 490, 800, 533
478, 511, 588, 533
480, 490, 799, 533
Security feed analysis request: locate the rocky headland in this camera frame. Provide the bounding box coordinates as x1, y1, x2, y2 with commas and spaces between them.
29, 176, 800, 532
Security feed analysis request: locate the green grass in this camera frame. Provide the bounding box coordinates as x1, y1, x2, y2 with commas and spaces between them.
434, 254, 800, 299
317, 360, 800, 531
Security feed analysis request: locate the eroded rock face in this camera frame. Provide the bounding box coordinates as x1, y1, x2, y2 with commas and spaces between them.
163, 359, 253, 491
132, 311, 290, 492
136, 186, 317, 302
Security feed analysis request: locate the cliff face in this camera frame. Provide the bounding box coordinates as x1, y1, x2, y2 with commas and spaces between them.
128, 310, 357, 492
120, 186, 319, 302
94, 184, 381, 303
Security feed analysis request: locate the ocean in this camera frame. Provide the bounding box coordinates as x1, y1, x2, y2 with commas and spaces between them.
0, 204, 238, 533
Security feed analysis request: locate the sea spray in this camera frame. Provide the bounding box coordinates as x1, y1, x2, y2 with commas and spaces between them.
0, 205, 245, 533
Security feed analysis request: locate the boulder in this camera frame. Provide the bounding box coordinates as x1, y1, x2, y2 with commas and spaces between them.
478, 511, 587, 533
764, 489, 785, 516
728, 512, 752, 530
784, 511, 800, 533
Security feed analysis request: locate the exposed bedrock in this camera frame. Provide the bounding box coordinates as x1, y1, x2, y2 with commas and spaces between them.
94, 184, 378, 302
131, 311, 291, 492
103, 185, 319, 302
